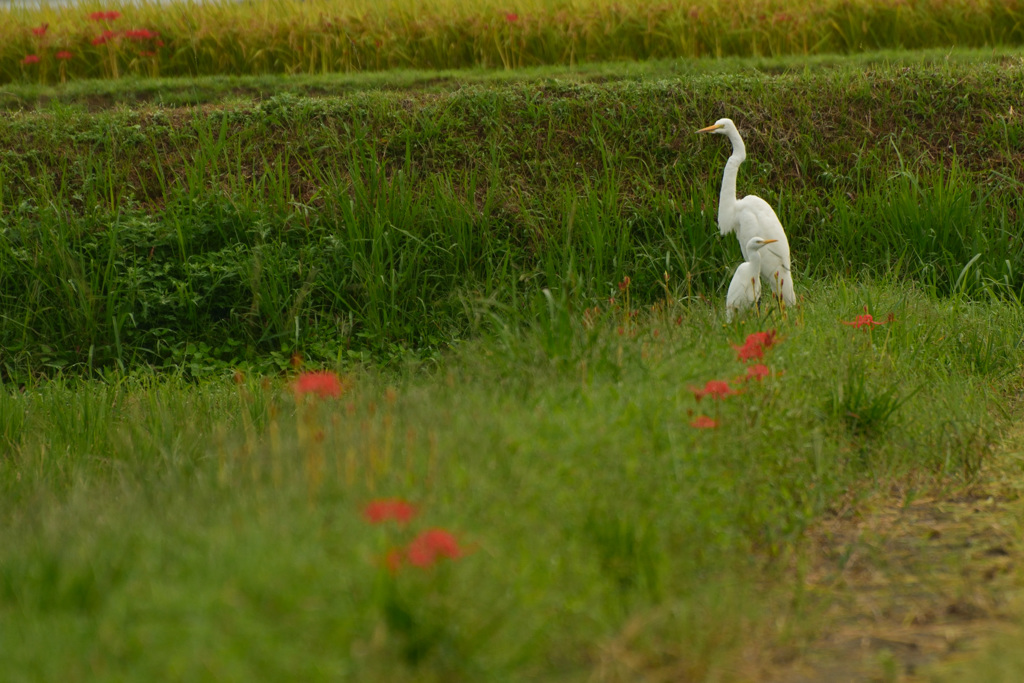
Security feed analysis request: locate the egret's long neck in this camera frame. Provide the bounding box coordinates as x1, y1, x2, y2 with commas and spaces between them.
747, 248, 761, 272
718, 128, 746, 229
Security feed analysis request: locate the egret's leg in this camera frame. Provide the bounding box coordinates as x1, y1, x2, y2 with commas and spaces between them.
751, 276, 759, 318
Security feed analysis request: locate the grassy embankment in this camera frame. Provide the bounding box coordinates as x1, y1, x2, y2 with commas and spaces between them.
3, 0, 1024, 84
1, 53, 1024, 680
2, 52, 1023, 378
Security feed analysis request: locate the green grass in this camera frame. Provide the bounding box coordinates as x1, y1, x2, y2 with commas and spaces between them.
2, 52, 1023, 380
0, 48, 1018, 110
935, 635, 1024, 682
3, 41, 1024, 681
1, 277, 1019, 681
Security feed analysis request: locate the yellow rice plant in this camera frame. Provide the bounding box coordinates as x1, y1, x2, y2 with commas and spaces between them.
2, 0, 1023, 83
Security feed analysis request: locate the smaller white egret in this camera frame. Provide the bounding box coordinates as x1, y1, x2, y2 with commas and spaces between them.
726, 237, 778, 322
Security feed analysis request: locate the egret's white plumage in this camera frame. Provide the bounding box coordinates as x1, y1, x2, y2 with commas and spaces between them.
697, 118, 795, 307
726, 237, 777, 322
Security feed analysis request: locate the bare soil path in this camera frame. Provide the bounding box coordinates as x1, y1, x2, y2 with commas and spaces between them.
769, 427, 1024, 682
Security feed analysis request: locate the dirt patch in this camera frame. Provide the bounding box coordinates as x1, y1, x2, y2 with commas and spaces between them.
768, 456, 1024, 682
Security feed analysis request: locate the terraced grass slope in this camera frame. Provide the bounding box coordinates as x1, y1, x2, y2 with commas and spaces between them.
0, 52, 1022, 379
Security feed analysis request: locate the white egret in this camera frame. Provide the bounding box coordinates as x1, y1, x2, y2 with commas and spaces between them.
726, 237, 777, 322
697, 118, 795, 307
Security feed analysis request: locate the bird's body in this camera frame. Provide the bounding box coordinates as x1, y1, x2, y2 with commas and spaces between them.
726, 237, 777, 322
697, 118, 795, 307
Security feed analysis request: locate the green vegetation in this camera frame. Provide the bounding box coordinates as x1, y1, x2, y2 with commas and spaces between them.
1, 47, 1019, 110
2, 53, 1023, 379
1, 277, 1019, 681
4, 0, 1024, 84
3, 46, 1024, 680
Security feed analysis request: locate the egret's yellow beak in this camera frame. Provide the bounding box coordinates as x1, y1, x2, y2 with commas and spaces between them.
762, 239, 778, 244
696, 123, 723, 133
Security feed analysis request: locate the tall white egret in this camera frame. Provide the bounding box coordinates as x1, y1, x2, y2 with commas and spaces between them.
726, 237, 777, 322
697, 118, 795, 307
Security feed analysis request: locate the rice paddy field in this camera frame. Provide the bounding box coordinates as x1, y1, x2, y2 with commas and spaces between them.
4, 0, 1024, 82
2, 0, 1024, 680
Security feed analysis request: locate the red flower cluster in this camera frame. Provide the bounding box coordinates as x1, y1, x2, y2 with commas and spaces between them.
125, 28, 159, 41
407, 529, 463, 567
89, 11, 122, 21
743, 364, 771, 382
688, 329, 782, 429
843, 306, 887, 330
31, 23, 48, 36
55, 51, 74, 60
689, 415, 719, 429
689, 379, 738, 402
21, 54, 40, 65
363, 498, 418, 525
92, 30, 118, 46
382, 528, 466, 572
363, 498, 467, 572
505, 12, 519, 22
733, 329, 778, 362
294, 370, 345, 398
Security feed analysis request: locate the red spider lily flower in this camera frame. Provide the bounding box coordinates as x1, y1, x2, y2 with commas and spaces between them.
843, 306, 886, 329
744, 364, 771, 382
690, 415, 719, 429
125, 28, 158, 41
21, 54, 40, 65
55, 50, 74, 60
91, 30, 118, 46
363, 499, 418, 525
294, 370, 344, 398
732, 329, 778, 362
733, 339, 764, 362
746, 330, 778, 350
138, 50, 157, 57
689, 379, 737, 402
505, 12, 519, 22
155, 39, 165, 47
843, 314, 883, 329
90, 10, 122, 21
407, 529, 463, 568
31, 23, 49, 36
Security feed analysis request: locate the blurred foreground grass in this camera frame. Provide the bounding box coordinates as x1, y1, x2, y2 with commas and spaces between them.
1, 278, 1021, 681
